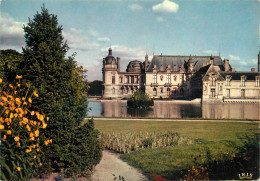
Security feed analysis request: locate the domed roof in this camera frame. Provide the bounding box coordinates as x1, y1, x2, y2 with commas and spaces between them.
126, 60, 143, 72
105, 48, 116, 64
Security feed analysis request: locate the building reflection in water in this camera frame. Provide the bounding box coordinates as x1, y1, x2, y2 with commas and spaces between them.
88, 101, 260, 120
202, 103, 260, 120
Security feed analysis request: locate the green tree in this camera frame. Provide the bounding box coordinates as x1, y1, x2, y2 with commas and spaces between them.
0, 49, 23, 82
19, 5, 101, 177
88, 80, 103, 95
127, 91, 154, 109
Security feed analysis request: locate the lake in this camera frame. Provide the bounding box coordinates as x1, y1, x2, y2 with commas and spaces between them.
87, 100, 260, 120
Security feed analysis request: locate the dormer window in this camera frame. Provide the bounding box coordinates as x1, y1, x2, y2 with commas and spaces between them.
241, 75, 246, 87
174, 75, 177, 81
256, 76, 260, 87
226, 75, 231, 86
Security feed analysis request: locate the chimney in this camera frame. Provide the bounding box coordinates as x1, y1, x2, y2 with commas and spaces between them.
145, 54, 148, 68
231, 67, 235, 72
117, 57, 120, 71
251, 68, 255, 72
224, 59, 230, 72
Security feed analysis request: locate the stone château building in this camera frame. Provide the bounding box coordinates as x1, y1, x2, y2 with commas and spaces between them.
102, 48, 260, 102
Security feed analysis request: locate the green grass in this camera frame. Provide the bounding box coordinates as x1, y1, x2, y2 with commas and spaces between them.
93, 119, 259, 180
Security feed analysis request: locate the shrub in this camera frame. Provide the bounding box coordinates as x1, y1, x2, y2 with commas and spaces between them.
0, 76, 51, 181
127, 91, 154, 109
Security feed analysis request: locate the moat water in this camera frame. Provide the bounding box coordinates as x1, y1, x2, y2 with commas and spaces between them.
88, 100, 260, 120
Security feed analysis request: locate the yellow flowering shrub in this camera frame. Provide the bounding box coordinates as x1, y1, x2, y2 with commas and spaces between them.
0, 76, 51, 181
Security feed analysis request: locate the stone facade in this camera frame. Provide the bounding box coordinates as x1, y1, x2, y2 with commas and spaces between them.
102, 48, 260, 102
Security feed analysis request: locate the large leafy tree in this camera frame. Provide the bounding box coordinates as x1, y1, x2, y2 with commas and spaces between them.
19, 5, 101, 176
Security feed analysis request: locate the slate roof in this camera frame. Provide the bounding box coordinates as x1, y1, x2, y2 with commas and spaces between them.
219, 72, 260, 80
146, 55, 224, 72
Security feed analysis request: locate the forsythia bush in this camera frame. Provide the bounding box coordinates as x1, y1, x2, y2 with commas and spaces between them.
0, 76, 50, 181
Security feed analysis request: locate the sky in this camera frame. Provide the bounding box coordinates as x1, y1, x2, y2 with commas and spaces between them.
0, 0, 259, 81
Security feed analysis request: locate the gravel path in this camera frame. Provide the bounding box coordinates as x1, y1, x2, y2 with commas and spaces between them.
90, 150, 148, 181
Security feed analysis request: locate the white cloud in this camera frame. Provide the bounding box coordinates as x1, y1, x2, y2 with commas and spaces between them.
203, 50, 217, 55
63, 28, 100, 51
156, 16, 165, 22
229, 54, 241, 61
0, 13, 25, 50
128, 4, 143, 11
98, 37, 110, 42
88, 30, 99, 37
152, 0, 179, 13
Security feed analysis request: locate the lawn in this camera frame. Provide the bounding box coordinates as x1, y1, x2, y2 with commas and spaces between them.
93, 119, 259, 180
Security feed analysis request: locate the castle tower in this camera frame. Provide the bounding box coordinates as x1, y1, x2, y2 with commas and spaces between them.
102, 48, 120, 98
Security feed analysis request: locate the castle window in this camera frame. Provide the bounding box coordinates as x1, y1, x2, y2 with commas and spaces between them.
219, 85, 223, 95
153, 87, 157, 96
226, 76, 231, 86
119, 76, 123, 83
226, 89, 230, 98
167, 73, 171, 83
241, 76, 246, 87
241, 89, 245, 98
256, 76, 259, 87
112, 76, 115, 84
153, 74, 157, 84
135, 76, 139, 83
211, 77, 216, 86
131, 76, 134, 84
173, 65, 177, 71
161, 87, 163, 93
167, 88, 170, 96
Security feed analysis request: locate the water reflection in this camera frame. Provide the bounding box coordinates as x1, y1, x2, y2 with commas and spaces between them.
88, 101, 260, 120
202, 103, 260, 120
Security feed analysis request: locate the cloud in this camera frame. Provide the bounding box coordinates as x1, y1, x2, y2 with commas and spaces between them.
203, 50, 217, 55
98, 37, 110, 42
128, 4, 143, 11
228, 54, 241, 61
152, 0, 179, 13
63, 28, 100, 51
156, 16, 165, 22
0, 13, 25, 50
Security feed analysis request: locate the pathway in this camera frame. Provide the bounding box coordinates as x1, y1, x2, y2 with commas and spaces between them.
90, 150, 148, 181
